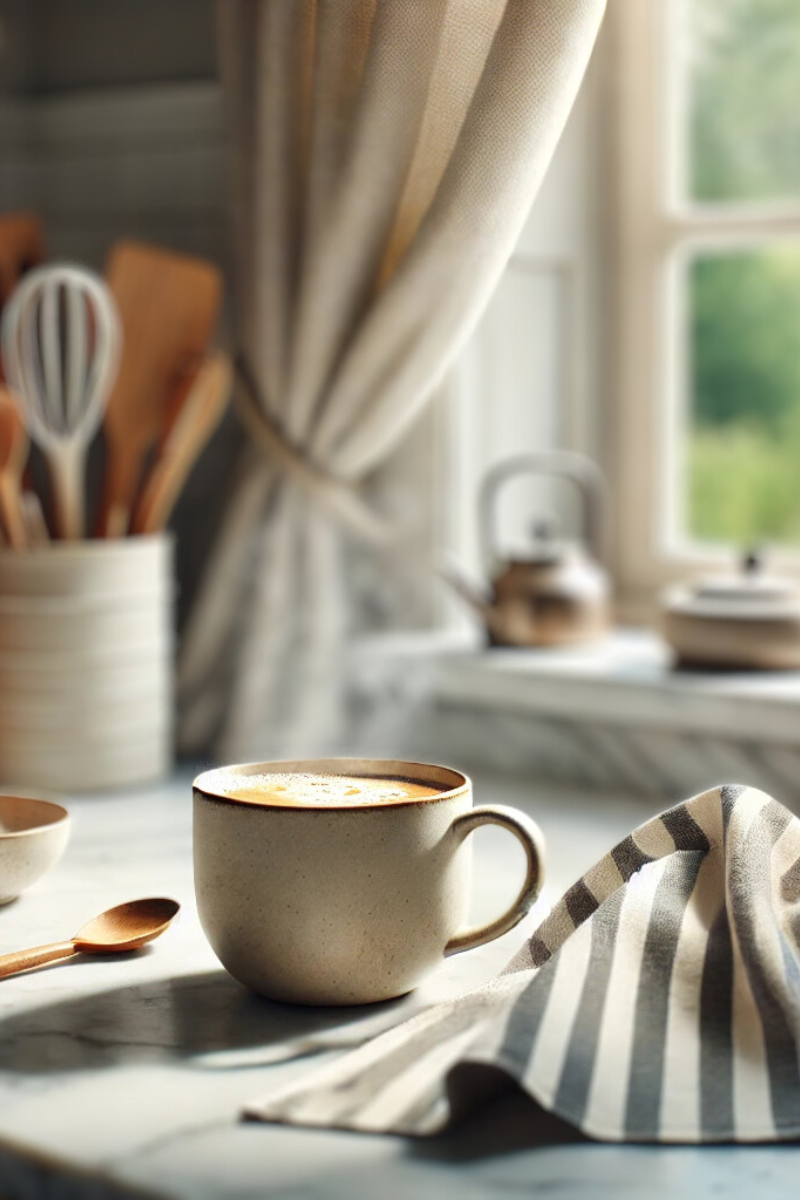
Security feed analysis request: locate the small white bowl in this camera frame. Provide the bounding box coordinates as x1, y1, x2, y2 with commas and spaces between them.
0, 794, 70, 904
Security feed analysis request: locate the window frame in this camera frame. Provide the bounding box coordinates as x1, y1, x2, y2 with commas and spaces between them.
611, 0, 800, 621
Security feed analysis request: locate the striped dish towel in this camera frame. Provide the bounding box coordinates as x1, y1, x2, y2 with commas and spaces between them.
245, 785, 800, 1142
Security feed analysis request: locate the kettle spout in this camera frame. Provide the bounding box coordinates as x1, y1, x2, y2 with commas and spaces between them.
438, 555, 495, 621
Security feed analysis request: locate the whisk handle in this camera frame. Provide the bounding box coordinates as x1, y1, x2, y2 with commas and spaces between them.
48, 441, 85, 540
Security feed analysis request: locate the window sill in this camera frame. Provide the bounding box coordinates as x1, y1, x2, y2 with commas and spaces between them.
350, 627, 800, 806
435, 628, 800, 744
354, 627, 800, 742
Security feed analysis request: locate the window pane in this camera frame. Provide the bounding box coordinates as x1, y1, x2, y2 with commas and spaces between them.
687, 0, 800, 203
685, 246, 800, 546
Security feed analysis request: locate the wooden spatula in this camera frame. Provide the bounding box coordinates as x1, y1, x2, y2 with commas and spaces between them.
98, 240, 222, 538
130, 351, 232, 534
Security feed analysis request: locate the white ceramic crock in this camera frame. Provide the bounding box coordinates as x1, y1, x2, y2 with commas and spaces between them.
0, 535, 173, 792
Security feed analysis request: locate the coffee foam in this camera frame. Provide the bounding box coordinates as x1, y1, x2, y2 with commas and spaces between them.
211, 771, 440, 808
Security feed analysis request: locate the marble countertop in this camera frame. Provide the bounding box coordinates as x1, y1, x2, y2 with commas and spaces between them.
1, 768, 799, 1199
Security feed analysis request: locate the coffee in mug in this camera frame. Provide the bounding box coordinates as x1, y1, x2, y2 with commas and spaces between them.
193, 759, 545, 1006
217, 770, 441, 807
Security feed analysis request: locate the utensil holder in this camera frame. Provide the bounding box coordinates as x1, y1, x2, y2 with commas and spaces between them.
0, 535, 173, 791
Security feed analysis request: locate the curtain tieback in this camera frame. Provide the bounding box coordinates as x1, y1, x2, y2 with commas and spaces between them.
233, 354, 390, 546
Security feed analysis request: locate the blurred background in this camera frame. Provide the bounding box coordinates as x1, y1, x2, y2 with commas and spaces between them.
0, 0, 799, 801
0, 1, 232, 633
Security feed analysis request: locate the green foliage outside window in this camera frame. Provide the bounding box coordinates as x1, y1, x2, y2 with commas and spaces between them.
685, 0, 800, 546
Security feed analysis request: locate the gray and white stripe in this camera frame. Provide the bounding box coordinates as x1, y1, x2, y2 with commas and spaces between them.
246, 785, 800, 1142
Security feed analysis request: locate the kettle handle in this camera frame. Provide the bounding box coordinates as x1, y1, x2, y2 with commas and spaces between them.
479, 451, 606, 567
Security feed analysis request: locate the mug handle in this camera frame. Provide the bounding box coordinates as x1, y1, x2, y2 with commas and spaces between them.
444, 805, 545, 956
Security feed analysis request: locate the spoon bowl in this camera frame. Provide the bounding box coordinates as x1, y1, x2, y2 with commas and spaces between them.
75, 897, 180, 953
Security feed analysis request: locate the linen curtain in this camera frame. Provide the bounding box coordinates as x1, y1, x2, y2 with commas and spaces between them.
179, 0, 607, 759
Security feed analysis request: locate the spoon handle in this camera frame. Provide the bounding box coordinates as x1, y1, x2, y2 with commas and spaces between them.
0, 940, 77, 981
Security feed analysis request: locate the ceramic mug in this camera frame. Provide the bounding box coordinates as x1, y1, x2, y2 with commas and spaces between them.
193, 758, 545, 1006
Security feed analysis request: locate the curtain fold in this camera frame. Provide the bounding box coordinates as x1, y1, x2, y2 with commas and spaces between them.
179, 0, 607, 759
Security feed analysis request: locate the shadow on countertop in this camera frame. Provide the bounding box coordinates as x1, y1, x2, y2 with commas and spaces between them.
0, 970, 409, 1074
0, 967, 588, 1160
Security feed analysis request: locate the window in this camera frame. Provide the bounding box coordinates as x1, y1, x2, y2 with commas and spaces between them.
613, 0, 800, 616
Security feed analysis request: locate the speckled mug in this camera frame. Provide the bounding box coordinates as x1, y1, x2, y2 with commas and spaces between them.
193, 758, 545, 1006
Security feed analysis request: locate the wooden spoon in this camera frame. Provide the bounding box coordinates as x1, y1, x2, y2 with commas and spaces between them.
0, 388, 29, 549
130, 351, 232, 535
0, 897, 180, 980
99, 240, 222, 538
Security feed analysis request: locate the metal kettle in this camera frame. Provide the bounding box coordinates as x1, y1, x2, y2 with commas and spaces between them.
446, 452, 611, 647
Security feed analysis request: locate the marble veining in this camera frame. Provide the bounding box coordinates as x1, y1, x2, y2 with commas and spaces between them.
0, 769, 798, 1198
